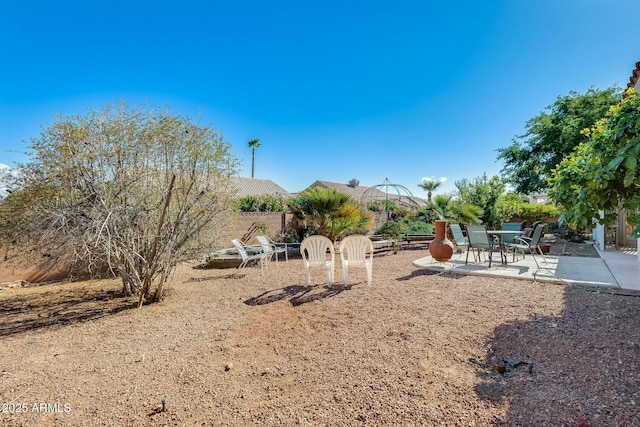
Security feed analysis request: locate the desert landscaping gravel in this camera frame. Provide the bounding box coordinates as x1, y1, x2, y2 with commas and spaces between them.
1, 248, 640, 426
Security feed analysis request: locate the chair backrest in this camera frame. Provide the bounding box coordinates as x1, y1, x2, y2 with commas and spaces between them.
500, 222, 525, 244
449, 224, 466, 246
466, 225, 493, 249
530, 220, 542, 230
255, 235, 274, 255
528, 223, 545, 246
339, 235, 373, 265
231, 239, 251, 261
501, 222, 526, 231
301, 235, 334, 266
523, 221, 542, 238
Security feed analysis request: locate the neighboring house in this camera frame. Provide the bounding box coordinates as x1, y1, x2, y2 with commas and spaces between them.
231, 176, 292, 199
527, 193, 549, 205
227, 177, 293, 244
303, 179, 426, 210
592, 61, 640, 258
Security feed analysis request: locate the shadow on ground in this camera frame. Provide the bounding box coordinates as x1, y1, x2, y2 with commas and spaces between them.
474, 286, 640, 426
0, 284, 134, 337
396, 269, 464, 281
244, 284, 345, 307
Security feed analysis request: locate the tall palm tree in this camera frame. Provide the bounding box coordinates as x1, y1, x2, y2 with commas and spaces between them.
418, 178, 443, 203
248, 138, 261, 178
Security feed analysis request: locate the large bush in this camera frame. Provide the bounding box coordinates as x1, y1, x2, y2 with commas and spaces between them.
1, 102, 239, 304
375, 219, 433, 237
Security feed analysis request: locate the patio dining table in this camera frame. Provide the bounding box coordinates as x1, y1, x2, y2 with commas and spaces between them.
487, 230, 525, 264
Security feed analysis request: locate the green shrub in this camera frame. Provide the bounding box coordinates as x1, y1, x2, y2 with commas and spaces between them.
237, 195, 286, 212
375, 220, 409, 238
517, 203, 558, 223
375, 219, 433, 237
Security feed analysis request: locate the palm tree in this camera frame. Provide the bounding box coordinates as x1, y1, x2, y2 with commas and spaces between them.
289, 188, 370, 242
418, 177, 444, 203
248, 138, 261, 178
429, 194, 483, 224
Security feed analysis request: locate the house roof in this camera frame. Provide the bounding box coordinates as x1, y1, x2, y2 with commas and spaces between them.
305, 180, 426, 209
309, 180, 383, 200
231, 176, 292, 198
627, 60, 640, 90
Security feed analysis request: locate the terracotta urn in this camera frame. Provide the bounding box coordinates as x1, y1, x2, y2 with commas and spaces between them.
429, 220, 455, 262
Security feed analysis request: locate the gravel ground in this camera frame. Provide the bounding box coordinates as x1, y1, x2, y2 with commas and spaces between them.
1, 247, 640, 426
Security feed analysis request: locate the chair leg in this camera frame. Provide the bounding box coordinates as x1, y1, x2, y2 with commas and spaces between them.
366, 264, 372, 286
343, 262, 348, 288
536, 246, 547, 264
326, 263, 332, 288
305, 266, 310, 288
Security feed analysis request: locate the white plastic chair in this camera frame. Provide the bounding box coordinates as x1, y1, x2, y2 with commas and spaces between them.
256, 235, 287, 263
339, 235, 374, 287
231, 239, 268, 276
300, 235, 335, 288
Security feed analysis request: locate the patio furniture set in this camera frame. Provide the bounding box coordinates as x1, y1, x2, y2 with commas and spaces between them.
459, 222, 547, 268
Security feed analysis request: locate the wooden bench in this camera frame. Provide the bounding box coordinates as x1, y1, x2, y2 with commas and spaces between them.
369, 235, 402, 253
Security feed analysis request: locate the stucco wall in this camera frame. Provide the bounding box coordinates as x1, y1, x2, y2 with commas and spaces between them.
227, 212, 292, 245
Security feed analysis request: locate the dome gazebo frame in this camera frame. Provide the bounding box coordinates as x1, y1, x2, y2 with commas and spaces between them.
360, 178, 422, 220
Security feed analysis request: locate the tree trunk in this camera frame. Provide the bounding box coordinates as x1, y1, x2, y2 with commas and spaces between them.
251, 148, 255, 178
138, 174, 175, 308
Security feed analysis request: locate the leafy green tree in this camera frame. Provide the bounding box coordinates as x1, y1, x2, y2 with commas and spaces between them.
1, 102, 240, 304
248, 138, 261, 178
548, 88, 640, 236
497, 87, 621, 194
455, 174, 506, 228
288, 187, 371, 242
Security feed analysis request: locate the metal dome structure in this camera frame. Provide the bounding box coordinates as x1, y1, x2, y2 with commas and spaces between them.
360, 178, 422, 219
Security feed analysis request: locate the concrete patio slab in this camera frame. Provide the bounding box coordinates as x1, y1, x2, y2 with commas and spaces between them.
412, 252, 621, 288
597, 246, 640, 291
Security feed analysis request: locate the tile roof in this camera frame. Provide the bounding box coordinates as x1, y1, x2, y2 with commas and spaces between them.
231, 176, 292, 198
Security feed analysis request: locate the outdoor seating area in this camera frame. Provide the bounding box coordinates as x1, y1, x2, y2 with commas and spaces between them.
412, 221, 638, 290
222, 234, 377, 288
453, 221, 548, 268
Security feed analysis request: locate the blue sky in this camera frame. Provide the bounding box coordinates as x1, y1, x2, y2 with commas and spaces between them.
1, 1, 639, 196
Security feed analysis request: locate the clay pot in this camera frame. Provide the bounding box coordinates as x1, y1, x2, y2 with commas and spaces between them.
429, 220, 455, 262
